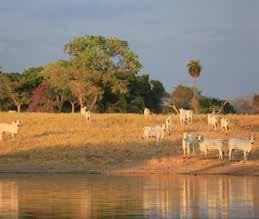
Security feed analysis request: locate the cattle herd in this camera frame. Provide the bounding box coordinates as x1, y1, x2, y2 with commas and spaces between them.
143, 108, 256, 161
0, 107, 256, 161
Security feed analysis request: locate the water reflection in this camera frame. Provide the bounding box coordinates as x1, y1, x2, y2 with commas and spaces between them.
0, 180, 18, 218
0, 174, 258, 218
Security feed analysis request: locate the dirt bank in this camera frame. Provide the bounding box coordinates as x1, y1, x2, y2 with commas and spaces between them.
0, 155, 258, 176
113, 155, 259, 176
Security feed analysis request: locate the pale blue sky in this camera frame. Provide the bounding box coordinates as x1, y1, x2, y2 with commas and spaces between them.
0, 0, 258, 99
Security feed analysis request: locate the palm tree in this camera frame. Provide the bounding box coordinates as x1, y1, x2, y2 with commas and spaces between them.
187, 59, 202, 113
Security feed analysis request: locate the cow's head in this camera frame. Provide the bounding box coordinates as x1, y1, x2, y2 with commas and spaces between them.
196, 135, 203, 143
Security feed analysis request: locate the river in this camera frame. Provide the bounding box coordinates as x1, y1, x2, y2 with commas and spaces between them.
0, 174, 258, 218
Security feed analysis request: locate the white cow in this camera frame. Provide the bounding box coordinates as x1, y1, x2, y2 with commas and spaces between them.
220, 118, 230, 132
165, 114, 173, 135
182, 132, 195, 158
80, 106, 87, 116
0, 120, 21, 140
179, 108, 193, 125
142, 124, 165, 146
197, 135, 224, 160
144, 108, 150, 118
228, 136, 255, 160
208, 113, 220, 131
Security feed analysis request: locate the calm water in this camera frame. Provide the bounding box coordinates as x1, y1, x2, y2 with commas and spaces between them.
0, 174, 258, 219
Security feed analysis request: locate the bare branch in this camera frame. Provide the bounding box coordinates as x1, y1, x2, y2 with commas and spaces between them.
217, 100, 229, 114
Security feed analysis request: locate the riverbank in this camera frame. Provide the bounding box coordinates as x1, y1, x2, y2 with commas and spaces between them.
113, 155, 259, 176
0, 155, 258, 176
0, 113, 258, 175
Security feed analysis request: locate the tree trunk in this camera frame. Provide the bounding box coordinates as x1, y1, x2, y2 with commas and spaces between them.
70, 102, 75, 113
56, 95, 64, 112
79, 95, 84, 108
46, 99, 50, 112
11, 96, 21, 113
89, 88, 98, 111
57, 102, 62, 112
16, 104, 21, 113
193, 77, 198, 113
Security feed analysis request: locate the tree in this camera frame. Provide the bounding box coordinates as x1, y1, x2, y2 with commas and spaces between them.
233, 97, 256, 114
27, 83, 56, 112
64, 35, 142, 110
0, 73, 30, 112
149, 80, 165, 113
22, 66, 44, 90
41, 60, 71, 112
199, 96, 235, 114
187, 59, 202, 113
253, 94, 259, 113
171, 85, 195, 109
126, 74, 150, 112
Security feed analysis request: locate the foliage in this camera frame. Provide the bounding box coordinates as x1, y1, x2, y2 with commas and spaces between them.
96, 74, 165, 113
149, 80, 165, 113
171, 85, 195, 109
199, 96, 235, 114
170, 85, 235, 114
253, 94, 259, 112
0, 73, 30, 112
0, 34, 244, 114
27, 83, 56, 112
41, 60, 71, 112
233, 97, 257, 114
186, 59, 202, 113
187, 59, 202, 78
22, 66, 44, 90
64, 35, 143, 110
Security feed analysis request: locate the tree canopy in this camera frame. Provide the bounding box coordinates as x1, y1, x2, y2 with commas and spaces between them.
0, 35, 166, 113
170, 85, 235, 114
0, 34, 247, 114
63, 35, 143, 110
0, 72, 30, 112
187, 59, 202, 78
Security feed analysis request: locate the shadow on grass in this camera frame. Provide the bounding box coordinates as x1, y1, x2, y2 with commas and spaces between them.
0, 136, 257, 174
32, 131, 69, 138
0, 138, 180, 172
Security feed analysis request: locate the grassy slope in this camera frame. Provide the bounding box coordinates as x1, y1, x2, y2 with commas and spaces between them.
0, 113, 258, 174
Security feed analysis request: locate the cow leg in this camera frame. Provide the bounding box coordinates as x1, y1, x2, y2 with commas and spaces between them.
244, 151, 247, 161
229, 149, 232, 161
219, 150, 223, 160
156, 136, 160, 146
204, 149, 207, 159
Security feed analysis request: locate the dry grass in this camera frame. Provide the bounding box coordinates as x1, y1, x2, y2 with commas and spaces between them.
0, 113, 258, 174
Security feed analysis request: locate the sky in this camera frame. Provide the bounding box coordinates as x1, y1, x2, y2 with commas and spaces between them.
0, 0, 258, 99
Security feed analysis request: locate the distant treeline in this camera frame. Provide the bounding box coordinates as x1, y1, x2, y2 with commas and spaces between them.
0, 34, 257, 114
